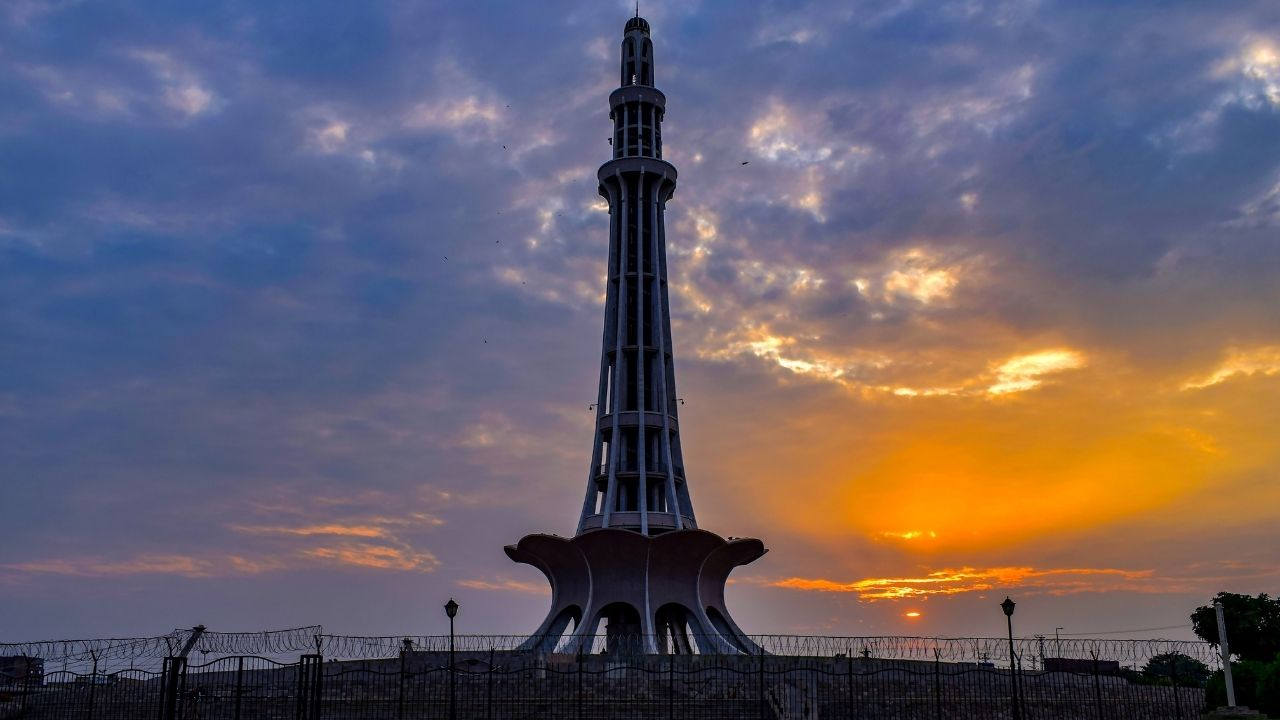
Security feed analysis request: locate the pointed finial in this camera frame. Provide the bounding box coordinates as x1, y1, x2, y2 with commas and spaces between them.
636, 2, 640, 18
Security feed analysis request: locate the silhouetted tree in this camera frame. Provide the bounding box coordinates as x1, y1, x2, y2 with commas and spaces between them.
1141, 652, 1210, 686
1191, 592, 1280, 663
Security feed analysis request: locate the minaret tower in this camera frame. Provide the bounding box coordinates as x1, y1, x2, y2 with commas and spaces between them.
576, 14, 694, 537
507, 15, 767, 656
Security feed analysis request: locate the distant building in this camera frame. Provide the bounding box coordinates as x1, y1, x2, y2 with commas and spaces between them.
0, 655, 44, 686
1044, 657, 1121, 675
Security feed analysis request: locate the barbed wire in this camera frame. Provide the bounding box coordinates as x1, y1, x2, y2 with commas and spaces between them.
192, 626, 324, 656
0, 626, 323, 674
0, 629, 1219, 673
314, 633, 1218, 666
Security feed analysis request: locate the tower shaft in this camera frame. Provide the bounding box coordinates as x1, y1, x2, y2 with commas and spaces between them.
577, 18, 693, 536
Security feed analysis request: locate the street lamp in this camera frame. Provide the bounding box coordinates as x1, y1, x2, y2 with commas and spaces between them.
1001, 597, 1022, 720
445, 598, 459, 720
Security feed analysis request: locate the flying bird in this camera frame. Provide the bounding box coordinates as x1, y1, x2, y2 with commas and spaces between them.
741, 161, 750, 165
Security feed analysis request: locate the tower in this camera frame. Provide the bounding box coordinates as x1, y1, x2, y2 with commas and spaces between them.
506, 16, 767, 656
578, 13, 692, 537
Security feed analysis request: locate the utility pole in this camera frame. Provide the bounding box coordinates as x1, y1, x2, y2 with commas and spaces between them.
1214, 601, 1237, 708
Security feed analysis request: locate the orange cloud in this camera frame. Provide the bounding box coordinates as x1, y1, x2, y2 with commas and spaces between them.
302, 544, 439, 572
231, 523, 389, 538
1, 554, 216, 578
987, 349, 1087, 395
457, 578, 548, 594
769, 566, 1155, 600
1182, 345, 1280, 389
878, 530, 938, 541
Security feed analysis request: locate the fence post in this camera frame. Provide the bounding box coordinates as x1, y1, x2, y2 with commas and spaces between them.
1091, 652, 1104, 720
86, 652, 98, 720
758, 645, 766, 720
296, 653, 322, 720
487, 646, 495, 720
846, 656, 854, 720
233, 656, 244, 720
668, 652, 675, 720
576, 648, 584, 720
934, 649, 942, 720
296, 654, 306, 720
313, 654, 323, 720
19, 657, 33, 714
160, 656, 185, 720
1016, 653, 1027, 720
397, 646, 407, 720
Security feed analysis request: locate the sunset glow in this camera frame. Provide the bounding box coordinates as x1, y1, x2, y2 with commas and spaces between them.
1, 1, 1278, 641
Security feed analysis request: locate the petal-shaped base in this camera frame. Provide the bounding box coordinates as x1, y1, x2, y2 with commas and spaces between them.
505, 528, 766, 655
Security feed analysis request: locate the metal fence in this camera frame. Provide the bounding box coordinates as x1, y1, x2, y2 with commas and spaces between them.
0, 631, 1215, 719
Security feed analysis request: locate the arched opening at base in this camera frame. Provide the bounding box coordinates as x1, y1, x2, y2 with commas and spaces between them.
655, 603, 698, 654
599, 602, 643, 656
546, 605, 582, 654
521, 605, 581, 655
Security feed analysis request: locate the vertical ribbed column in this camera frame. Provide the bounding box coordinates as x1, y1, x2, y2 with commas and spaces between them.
601, 173, 628, 528
650, 195, 681, 528
635, 170, 648, 535
578, 181, 620, 534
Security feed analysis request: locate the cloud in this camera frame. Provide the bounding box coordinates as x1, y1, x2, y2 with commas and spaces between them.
163, 84, 214, 117
987, 350, 1088, 395
748, 100, 836, 165
405, 97, 501, 131
230, 523, 390, 538
129, 49, 218, 118
310, 120, 351, 153
302, 544, 439, 572
1, 555, 219, 578
1182, 345, 1280, 389
767, 566, 1157, 600
456, 577, 547, 594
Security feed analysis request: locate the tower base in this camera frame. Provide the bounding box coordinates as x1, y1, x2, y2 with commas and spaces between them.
505, 528, 766, 655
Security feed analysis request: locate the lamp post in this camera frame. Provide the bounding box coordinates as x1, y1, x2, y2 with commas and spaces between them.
445, 598, 459, 720
1001, 597, 1022, 720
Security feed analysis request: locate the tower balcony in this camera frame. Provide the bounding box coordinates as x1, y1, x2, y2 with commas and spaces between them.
596, 410, 679, 433
591, 463, 686, 482
598, 157, 677, 184
578, 512, 695, 533
610, 85, 666, 112
604, 344, 672, 357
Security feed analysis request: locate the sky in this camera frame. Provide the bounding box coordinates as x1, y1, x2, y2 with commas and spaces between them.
2, 0, 1279, 645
